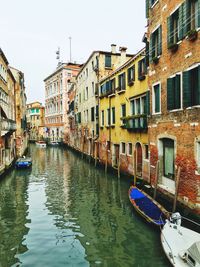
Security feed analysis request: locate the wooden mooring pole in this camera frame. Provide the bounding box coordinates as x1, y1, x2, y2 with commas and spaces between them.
172, 166, 181, 213
118, 156, 120, 178
153, 160, 160, 199
134, 150, 137, 186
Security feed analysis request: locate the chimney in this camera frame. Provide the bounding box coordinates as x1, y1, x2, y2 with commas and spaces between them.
119, 46, 127, 64
111, 44, 117, 54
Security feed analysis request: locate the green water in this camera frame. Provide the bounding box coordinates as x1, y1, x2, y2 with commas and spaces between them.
0, 145, 170, 267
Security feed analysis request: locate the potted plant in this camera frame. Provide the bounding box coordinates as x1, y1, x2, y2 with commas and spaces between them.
152, 56, 159, 64
168, 42, 179, 53
187, 29, 198, 41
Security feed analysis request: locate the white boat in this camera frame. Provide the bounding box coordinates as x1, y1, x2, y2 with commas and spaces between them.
161, 212, 200, 267
36, 141, 46, 148
49, 141, 59, 146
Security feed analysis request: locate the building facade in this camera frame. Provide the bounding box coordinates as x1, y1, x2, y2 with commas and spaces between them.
27, 101, 45, 141
146, 0, 200, 213
74, 45, 133, 157
10, 67, 28, 157
44, 63, 81, 143
0, 49, 16, 173
99, 48, 149, 178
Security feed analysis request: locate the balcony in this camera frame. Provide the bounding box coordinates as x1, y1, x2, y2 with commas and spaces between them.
121, 114, 148, 131
100, 88, 116, 98
1, 118, 16, 132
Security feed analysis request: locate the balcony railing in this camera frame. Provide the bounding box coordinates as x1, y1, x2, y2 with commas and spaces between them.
121, 114, 147, 131
1, 119, 16, 131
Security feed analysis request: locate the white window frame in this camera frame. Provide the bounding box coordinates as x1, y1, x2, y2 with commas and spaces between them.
152, 81, 161, 115
120, 142, 126, 155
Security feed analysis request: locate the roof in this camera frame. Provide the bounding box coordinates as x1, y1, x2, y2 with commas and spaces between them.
99, 47, 145, 84
44, 62, 82, 82
77, 50, 134, 78
0, 48, 9, 65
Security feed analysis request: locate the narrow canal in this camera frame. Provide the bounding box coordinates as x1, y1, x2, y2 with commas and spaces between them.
0, 144, 170, 267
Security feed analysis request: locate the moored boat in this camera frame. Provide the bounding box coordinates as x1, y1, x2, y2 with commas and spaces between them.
161, 213, 200, 267
49, 141, 59, 146
36, 141, 46, 148
129, 186, 169, 226
15, 157, 32, 168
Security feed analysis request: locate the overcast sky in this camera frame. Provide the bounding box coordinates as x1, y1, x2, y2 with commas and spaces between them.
1, 0, 146, 104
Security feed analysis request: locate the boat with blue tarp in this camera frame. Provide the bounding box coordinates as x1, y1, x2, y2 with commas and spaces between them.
129, 186, 169, 226
15, 157, 32, 168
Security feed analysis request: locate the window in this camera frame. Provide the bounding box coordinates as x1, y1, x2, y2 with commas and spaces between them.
167, 9, 180, 46
189, 0, 199, 30
77, 112, 81, 123
111, 107, 115, 125
153, 83, 161, 113
150, 0, 158, 7
101, 110, 104, 126
183, 66, 200, 108
85, 87, 88, 100
121, 104, 126, 125
118, 72, 126, 90
105, 54, 111, 68
149, 26, 162, 61
120, 142, 126, 154
92, 82, 94, 96
79, 93, 81, 103
107, 141, 111, 151
91, 107, 95, 122
107, 108, 111, 126
138, 59, 146, 80
96, 105, 99, 118
110, 78, 115, 93
128, 65, 135, 84
128, 143, 133, 155
167, 74, 181, 110
144, 145, 149, 159
163, 139, 175, 179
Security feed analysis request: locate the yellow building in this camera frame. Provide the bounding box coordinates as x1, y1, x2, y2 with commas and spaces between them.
26, 101, 45, 141
99, 48, 149, 180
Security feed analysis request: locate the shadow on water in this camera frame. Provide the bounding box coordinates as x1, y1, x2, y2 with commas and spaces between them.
0, 144, 170, 267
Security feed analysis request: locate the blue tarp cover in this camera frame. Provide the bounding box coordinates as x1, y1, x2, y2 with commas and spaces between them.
129, 187, 165, 225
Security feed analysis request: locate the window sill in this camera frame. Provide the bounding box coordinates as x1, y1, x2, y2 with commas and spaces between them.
152, 112, 161, 115
169, 108, 183, 113
186, 105, 200, 110
150, 0, 159, 9
117, 89, 126, 94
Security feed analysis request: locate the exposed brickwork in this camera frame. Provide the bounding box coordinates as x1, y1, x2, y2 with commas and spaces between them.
148, 0, 200, 213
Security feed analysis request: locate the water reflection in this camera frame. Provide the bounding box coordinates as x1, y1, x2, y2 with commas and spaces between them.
0, 145, 170, 267
0, 170, 29, 267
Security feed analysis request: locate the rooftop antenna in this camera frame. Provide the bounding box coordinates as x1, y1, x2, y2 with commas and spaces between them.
69, 37, 72, 62
56, 47, 61, 66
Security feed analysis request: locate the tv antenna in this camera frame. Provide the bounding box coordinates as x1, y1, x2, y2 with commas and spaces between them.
69, 37, 72, 62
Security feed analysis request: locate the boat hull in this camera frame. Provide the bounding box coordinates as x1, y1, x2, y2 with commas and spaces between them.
161, 220, 200, 267
129, 186, 168, 226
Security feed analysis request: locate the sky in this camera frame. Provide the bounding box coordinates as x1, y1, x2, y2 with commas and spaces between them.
0, 0, 146, 104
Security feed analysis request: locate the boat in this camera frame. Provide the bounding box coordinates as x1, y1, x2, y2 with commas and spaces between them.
161, 212, 200, 267
15, 157, 32, 168
36, 141, 46, 148
129, 186, 169, 226
49, 141, 59, 146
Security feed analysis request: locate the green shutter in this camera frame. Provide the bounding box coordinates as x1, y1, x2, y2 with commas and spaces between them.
155, 84, 160, 113
175, 75, 181, 109
184, 0, 190, 34
183, 70, 191, 108
146, 0, 149, 18
198, 0, 200, 27
145, 91, 150, 115
158, 26, 162, 56
149, 35, 153, 63
167, 16, 173, 46
178, 5, 184, 40
167, 78, 174, 110
197, 66, 200, 105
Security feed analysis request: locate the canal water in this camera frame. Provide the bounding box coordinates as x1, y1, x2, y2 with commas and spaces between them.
0, 144, 170, 267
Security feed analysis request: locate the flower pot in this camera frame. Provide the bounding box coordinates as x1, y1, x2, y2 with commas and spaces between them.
168, 43, 178, 53
187, 30, 198, 41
